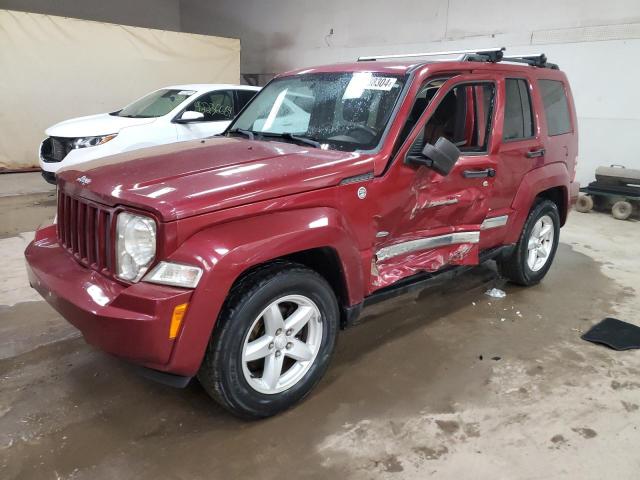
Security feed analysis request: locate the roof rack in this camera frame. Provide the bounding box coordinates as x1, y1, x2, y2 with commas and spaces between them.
357, 47, 558, 69
357, 47, 505, 63
501, 54, 559, 69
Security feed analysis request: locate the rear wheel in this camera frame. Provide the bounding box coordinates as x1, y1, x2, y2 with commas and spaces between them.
198, 262, 339, 419
611, 200, 632, 220
497, 199, 560, 286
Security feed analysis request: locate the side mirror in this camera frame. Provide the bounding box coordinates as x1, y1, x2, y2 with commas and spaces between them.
175, 110, 205, 123
405, 137, 461, 176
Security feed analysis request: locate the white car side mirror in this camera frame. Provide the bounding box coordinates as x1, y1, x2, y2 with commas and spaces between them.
175, 111, 205, 123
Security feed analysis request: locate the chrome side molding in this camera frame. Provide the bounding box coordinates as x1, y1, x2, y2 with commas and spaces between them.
481, 215, 509, 230
376, 231, 480, 261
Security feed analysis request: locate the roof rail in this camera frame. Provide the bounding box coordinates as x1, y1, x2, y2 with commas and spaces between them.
357, 47, 559, 69
357, 47, 505, 63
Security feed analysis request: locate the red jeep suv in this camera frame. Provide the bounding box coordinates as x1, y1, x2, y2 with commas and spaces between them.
26, 48, 579, 418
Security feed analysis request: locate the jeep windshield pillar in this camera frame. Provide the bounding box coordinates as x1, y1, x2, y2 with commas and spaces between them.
25, 48, 579, 418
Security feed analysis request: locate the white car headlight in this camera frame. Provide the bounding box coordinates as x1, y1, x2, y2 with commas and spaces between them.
143, 261, 203, 289
116, 212, 156, 282
73, 134, 117, 149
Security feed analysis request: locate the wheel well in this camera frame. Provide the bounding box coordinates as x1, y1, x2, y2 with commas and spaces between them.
283, 247, 349, 307
228, 247, 351, 325
536, 186, 567, 225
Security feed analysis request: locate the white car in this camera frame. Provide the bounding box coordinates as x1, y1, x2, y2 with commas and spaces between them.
39, 84, 260, 183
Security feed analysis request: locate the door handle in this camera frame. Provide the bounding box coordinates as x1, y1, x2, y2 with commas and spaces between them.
463, 168, 496, 178
526, 148, 545, 158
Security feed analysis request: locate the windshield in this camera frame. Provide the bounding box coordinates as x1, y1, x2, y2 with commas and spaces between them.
114, 89, 195, 118
229, 72, 406, 151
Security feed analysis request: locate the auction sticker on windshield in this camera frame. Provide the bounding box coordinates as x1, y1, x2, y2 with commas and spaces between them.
344, 73, 398, 99
366, 77, 397, 90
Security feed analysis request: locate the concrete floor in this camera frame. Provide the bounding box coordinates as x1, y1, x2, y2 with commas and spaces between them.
1, 188, 639, 479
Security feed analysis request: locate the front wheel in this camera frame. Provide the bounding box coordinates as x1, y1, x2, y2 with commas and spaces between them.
497, 199, 561, 286
198, 262, 339, 419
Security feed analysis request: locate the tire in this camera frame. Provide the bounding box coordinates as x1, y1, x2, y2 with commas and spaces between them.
611, 200, 632, 220
497, 199, 561, 286
575, 194, 594, 213
198, 261, 339, 419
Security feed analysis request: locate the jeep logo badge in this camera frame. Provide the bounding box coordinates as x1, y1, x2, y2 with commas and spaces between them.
357, 186, 367, 199
76, 175, 92, 185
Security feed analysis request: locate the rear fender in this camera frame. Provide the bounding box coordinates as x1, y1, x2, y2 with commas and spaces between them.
162, 207, 363, 376
506, 163, 570, 244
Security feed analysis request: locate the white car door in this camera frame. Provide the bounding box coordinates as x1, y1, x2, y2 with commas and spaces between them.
176, 90, 236, 141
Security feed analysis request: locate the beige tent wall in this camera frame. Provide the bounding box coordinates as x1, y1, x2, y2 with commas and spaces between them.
0, 9, 240, 170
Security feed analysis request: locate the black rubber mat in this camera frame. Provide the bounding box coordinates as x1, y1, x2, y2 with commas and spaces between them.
582, 318, 640, 350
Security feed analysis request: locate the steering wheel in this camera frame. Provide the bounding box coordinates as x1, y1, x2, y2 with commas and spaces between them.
348, 123, 378, 138
349, 123, 378, 139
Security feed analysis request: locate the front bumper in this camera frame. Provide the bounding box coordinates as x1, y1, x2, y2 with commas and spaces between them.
25, 225, 193, 370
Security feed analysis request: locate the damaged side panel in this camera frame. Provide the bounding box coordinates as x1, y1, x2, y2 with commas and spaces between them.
371, 233, 480, 290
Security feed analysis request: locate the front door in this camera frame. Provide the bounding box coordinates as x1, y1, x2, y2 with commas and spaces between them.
176, 90, 236, 140
369, 74, 499, 291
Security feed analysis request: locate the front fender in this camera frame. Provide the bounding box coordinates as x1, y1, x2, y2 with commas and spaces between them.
162, 207, 363, 376
505, 162, 569, 244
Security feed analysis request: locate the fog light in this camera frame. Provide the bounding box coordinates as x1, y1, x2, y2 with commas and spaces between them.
143, 261, 203, 289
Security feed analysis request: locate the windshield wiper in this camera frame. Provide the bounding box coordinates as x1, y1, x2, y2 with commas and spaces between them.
259, 132, 322, 149
227, 128, 255, 140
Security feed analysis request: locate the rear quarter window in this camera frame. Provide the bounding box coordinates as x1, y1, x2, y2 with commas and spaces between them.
538, 79, 572, 136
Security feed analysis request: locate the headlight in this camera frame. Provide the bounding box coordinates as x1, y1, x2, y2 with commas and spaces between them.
72, 134, 117, 149
116, 212, 156, 282
143, 261, 203, 289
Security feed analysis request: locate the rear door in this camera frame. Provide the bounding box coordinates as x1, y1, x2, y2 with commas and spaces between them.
370, 73, 500, 291
176, 90, 236, 140
483, 76, 543, 248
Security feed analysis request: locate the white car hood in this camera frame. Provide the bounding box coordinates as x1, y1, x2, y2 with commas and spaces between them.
45, 113, 156, 137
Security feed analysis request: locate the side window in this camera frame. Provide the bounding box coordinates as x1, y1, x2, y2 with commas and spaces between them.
235, 90, 258, 113
409, 82, 495, 156
503, 79, 534, 140
185, 90, 235, 121
394, 79, 446, 153
538, 79, 572, 136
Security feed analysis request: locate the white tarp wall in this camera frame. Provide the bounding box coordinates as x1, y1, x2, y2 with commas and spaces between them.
0, 9, 240, 170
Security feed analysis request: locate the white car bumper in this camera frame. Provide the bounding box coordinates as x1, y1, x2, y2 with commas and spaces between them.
39, 136, 123, 175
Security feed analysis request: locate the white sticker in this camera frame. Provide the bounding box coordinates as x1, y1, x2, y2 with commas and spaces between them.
366, 77, 397, 91
177, 90, 196, 96
344, 73, 397, 99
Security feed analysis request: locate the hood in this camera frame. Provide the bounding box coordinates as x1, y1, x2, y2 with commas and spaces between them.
58, 137, 374, 221
45, 113, 156, 137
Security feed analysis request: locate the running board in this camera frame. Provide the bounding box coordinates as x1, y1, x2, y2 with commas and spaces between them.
341, 245, 513, 327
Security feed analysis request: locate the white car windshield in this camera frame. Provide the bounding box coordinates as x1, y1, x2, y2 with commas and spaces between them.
114, 89, 195, 118
229, 72, 406, 151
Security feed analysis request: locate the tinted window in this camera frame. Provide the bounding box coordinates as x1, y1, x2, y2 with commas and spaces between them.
538, 79, 571, 136
410, 83, 495, 155
185, 90, 234, 121
504, 79, 534, 140
236, 90, 258, 112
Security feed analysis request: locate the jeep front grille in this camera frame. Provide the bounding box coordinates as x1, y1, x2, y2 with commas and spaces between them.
41, 137, 74, 163
57, 190, 114, 273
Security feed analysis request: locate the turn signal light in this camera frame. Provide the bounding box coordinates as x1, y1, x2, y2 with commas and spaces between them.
170, 303, 188, 339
